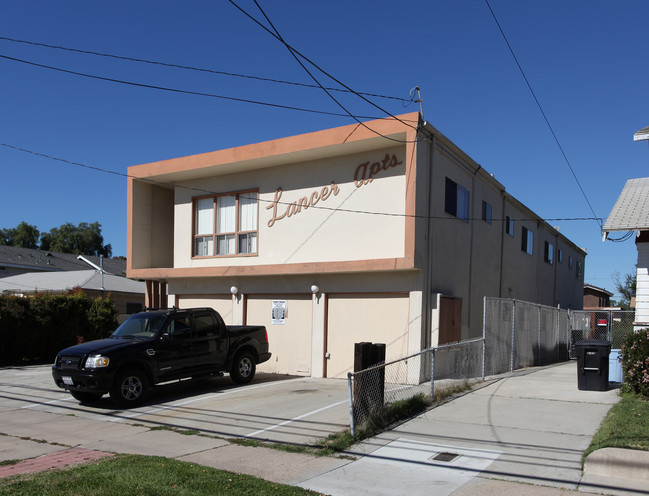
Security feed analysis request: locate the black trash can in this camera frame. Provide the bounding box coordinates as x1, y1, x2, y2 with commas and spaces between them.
575, 340, 611, 391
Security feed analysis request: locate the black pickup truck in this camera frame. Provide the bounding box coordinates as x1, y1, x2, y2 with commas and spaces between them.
52, 307, 271, 407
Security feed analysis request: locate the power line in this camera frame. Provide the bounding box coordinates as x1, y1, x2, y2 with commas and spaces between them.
0, 140, 604, 226
484, 0, 602, 230
247, 0, 420, 145
0, 35, 409, 104
606, 231, 635, 243
228, 0, 421, 141
0, 52, 381, 119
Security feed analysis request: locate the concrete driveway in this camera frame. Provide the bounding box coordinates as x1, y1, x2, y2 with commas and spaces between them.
0, 364, 351, 445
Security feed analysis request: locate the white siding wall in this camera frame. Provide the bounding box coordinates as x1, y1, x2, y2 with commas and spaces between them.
636, 242, 649, 327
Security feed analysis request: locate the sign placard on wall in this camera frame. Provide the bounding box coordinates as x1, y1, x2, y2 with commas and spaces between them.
272, 300, 287, 325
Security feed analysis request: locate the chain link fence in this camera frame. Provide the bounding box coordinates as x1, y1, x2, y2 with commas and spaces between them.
347, 338, 484, 436
346, 299, 636, 435
483, 298, 570, 375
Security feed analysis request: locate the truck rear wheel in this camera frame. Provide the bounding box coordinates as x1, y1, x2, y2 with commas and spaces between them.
110, 367, 149, 408
230, 352, 256, 384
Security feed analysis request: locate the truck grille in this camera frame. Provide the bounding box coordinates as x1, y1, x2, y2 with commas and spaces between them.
59, 356, 82, 370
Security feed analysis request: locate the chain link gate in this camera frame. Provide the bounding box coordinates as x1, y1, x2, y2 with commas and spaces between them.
568, 309, 635, 357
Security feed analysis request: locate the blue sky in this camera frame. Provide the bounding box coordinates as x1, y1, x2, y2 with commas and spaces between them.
1, 1, 647, 299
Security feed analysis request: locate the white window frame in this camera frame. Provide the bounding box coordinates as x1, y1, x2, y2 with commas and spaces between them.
193, 191, 258, 258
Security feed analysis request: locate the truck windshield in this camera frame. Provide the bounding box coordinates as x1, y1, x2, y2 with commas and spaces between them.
112, 314, 166, 339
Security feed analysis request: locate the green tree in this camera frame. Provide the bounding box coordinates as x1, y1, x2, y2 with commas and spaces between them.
0, 222, 40, 249
612, 271, 636, 310
40, 222, 112, 257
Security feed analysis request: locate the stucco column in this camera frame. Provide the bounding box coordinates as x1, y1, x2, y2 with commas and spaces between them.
408, 290, 424, 354
232, 293, 245, 325
311, 290, 326, 378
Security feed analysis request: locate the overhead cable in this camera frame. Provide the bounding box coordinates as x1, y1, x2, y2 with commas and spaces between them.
0, 141, 604, 226
484, 0, 602, 229
0, 53, 380, 119
0, 35, 409, 103
228, 0, 420, 137
248, 0, 421, 145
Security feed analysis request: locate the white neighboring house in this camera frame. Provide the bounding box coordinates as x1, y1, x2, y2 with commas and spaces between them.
0, 270, 145, 322
603, 177, 649, 329
602, 126, 649, 329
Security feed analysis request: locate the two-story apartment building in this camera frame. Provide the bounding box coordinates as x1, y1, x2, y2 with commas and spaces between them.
127, 113, 585, 378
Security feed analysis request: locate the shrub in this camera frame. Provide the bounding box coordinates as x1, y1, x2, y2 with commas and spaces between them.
620, 329, 649, 397
0, 292, 118, 366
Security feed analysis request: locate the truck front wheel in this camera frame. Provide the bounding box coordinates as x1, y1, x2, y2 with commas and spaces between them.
110, 367, 149, 408
230, 352, 256, 384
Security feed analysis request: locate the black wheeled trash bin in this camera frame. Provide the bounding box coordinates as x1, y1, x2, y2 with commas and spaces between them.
575, 340, 611, 391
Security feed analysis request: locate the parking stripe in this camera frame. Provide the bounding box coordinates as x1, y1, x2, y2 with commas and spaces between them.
112, 377, 309, 421
246, 399, 348, 437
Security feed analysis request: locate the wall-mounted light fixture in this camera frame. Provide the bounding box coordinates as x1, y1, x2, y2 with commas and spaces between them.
230, 286, 238, 295
311, 284, 321, 303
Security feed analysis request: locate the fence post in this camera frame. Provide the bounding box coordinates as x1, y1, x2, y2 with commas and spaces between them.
556, 306, 560, 363
430, 348, 435, 401
482, 297, 487, 380
347, 372, 355, 438
608, 309, 612, 342
537, 306, 542, 367
511, 300, 516, 372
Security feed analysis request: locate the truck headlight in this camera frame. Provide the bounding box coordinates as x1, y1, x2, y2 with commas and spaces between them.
85, 355, 110, 369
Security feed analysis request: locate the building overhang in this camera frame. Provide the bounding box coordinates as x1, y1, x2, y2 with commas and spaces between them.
129, 257, 418, 281
128, 114, 420, 185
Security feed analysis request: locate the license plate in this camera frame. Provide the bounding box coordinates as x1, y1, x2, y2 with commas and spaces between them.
62, 376, 74, 386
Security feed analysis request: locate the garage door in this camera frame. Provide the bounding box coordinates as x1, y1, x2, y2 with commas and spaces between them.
246, 296, 312, 376
177, 296, 233, 324
326, 294, 410, 379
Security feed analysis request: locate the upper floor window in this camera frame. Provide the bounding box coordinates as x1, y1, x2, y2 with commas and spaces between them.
482, 201, 492, 224
544, 241, 554, 264
194, 191, 258, 257
558, 249, 563, 263
576, 261, 583, 279
445, 177, 469, 222
505, 216, 514, 236
521, 226, 534, 255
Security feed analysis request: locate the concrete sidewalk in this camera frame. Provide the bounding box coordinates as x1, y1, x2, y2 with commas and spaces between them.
299, 362, 644, 496
1, 362, 647, 495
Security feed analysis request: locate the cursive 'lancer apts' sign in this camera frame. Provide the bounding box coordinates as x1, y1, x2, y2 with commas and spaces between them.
266, 153, 403, 228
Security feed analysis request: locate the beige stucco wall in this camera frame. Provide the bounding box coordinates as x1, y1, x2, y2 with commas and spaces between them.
325, 294, 410, 379
247, 295, 313, 376
130, 181, 174, 270
177, 295, 233, 324
172, 146, 406, 269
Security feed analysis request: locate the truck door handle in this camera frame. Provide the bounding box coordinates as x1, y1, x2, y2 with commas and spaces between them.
146, 349, 156, 356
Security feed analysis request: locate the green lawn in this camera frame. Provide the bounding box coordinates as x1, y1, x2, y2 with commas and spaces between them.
585, 391, 649, 461
0, 455, 323, 496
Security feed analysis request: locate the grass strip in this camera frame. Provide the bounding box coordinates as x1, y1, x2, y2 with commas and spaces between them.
0, 454, 321, 496
584, 391, 649, 462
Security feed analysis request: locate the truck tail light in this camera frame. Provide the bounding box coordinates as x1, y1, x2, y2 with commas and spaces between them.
263, 327, 269, 343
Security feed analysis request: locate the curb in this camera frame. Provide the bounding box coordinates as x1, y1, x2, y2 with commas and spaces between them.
583, 447, 649, 482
